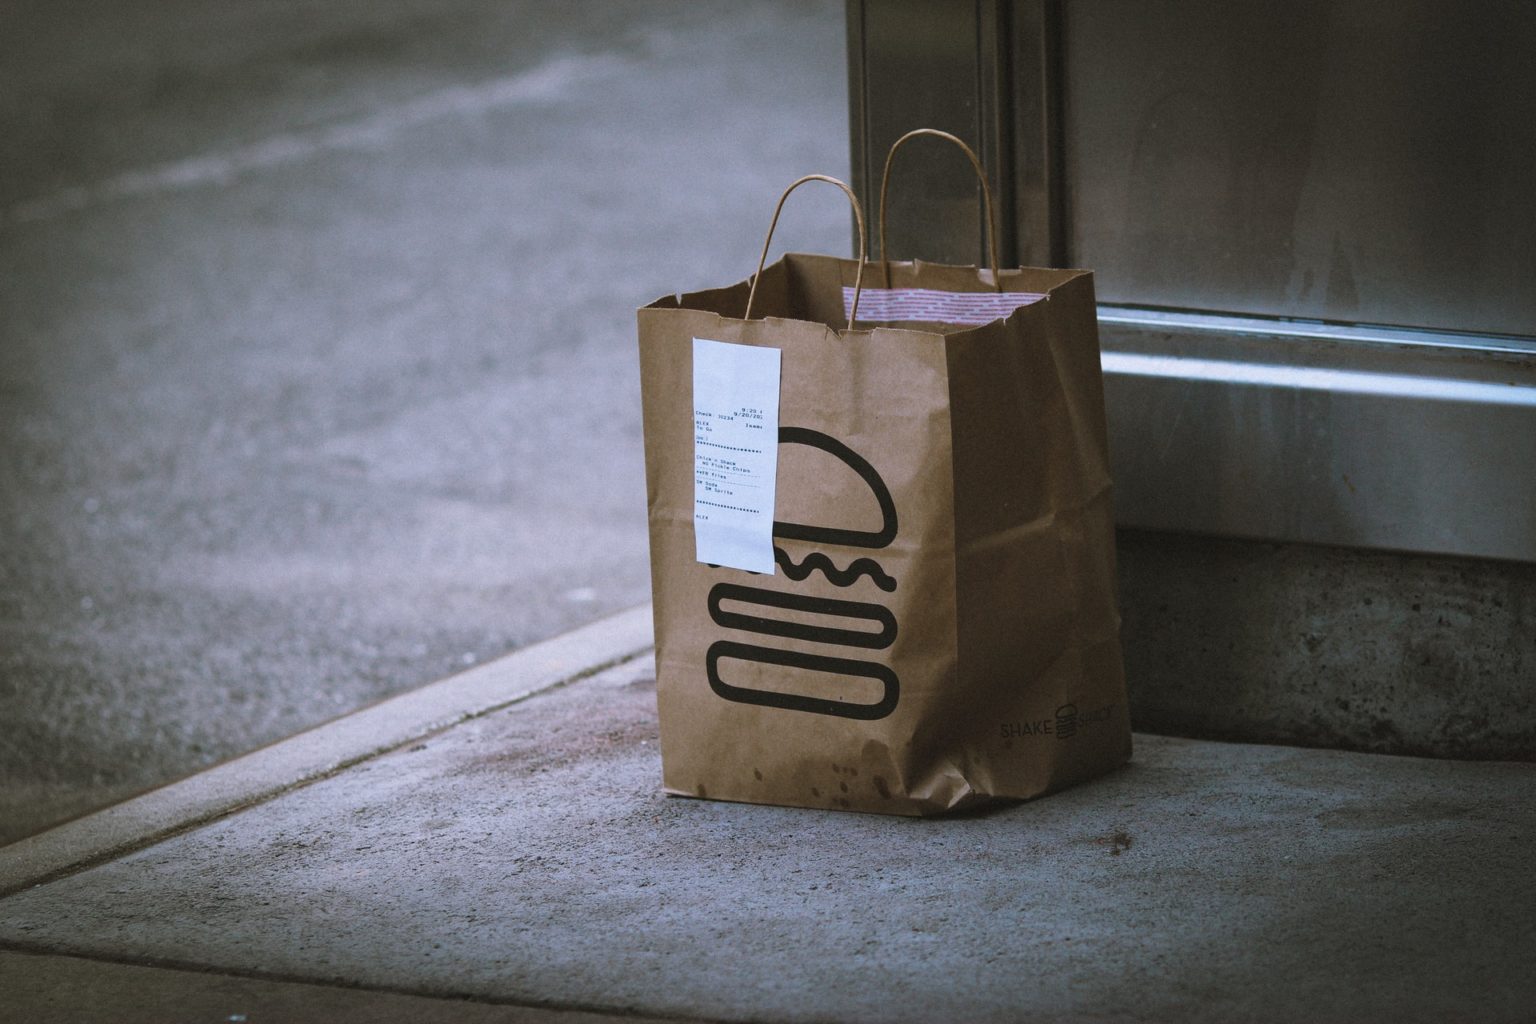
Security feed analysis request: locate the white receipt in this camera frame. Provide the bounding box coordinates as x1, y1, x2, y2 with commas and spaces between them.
693, 337, 781, 574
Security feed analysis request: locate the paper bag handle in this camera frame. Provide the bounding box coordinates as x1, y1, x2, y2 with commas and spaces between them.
877, 128, 1002, 291
745, 173, 868, 328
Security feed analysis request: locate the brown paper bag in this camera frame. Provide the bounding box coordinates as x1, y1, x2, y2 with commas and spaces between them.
637, 141, 1129, 815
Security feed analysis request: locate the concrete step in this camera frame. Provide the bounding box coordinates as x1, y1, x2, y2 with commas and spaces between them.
1119, 529, 1536, 759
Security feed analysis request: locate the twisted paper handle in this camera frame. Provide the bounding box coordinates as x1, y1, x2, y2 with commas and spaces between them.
878, 128, 1002, 291
745, 173, 868, 328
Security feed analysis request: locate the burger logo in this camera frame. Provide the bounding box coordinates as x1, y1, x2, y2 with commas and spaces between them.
705, 427, 900, 720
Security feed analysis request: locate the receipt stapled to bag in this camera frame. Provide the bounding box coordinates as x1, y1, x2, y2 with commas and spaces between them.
692, 337, 781, 575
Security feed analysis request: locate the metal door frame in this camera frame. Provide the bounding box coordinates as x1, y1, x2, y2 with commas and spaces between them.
847, 0, 1536, 564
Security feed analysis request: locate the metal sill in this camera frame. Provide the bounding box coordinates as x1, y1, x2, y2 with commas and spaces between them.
1099, 308, 1536, 565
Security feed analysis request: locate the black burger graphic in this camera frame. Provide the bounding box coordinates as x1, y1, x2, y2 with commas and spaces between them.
704, 427, 900, 720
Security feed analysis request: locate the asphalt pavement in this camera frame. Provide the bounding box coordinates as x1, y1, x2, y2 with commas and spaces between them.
0, 0, 850, 843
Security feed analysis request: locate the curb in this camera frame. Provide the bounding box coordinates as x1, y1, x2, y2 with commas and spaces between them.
0, 605, 655, 898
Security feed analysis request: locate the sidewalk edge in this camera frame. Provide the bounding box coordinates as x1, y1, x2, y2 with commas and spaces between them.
0, 604, 655, 898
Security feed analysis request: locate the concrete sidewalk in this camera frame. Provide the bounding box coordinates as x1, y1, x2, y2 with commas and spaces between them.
2, 607, 1532, 1023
